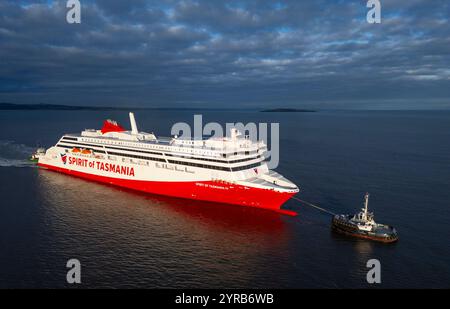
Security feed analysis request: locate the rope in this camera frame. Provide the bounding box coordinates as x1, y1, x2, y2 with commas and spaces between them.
292, 196, 336, 216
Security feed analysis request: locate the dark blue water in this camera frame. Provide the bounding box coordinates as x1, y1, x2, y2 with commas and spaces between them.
0, 110, 449, 288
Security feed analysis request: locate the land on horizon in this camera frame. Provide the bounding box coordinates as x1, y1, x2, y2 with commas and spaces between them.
0, 102, 322, 112
2, 102, 450, 112
261, 108, 316, 113
0, 103, 242, 111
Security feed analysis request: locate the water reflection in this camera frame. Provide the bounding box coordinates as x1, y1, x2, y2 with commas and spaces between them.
330, 230, 380, 284
36, 169, 291, 287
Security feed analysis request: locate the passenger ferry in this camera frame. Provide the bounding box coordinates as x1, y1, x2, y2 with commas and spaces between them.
35, 113, 299, 215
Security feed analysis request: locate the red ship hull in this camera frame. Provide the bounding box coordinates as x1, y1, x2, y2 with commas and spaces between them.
38, 163, 298, 216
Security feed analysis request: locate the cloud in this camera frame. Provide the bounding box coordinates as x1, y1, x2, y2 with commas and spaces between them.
0, 0, 449, 109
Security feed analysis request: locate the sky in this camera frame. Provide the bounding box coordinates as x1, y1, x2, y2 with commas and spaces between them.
0, 0, 449, 109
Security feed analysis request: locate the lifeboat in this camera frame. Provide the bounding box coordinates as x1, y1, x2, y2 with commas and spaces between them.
81, 149, 93, 155
71, 147, 81, 153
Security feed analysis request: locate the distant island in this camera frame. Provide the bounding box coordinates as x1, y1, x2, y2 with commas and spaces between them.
260, 108, 316, 112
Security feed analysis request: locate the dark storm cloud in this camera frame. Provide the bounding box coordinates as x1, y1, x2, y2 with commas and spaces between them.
0, 0, 449, 108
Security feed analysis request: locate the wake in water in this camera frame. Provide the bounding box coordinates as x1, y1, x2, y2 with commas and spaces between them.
0, 140, 36, 168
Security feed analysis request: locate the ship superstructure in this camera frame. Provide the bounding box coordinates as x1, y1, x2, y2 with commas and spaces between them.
37, 113, 299, 215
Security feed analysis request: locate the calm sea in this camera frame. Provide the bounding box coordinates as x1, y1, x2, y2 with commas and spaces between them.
0, 110, 449, 288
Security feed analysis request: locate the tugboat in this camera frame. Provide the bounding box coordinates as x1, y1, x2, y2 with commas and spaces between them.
30, 148, 46, 163
332, 193, 398, 243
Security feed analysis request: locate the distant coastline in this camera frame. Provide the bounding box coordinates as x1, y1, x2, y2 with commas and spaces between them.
0, 103, 120, 111
260, 108, 316, 113
0, 103, 231, 111
1, 103, 319, 112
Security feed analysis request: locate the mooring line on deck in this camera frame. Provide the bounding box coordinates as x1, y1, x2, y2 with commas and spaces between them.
292, 197, 336, 216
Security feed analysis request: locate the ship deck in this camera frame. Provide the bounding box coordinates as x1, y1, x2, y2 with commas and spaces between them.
239, 170, 298, 191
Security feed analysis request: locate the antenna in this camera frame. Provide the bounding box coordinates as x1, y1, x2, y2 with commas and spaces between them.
129, 112, 138, 135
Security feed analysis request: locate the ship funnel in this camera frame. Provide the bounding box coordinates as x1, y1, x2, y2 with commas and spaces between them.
129, 112, 138, 135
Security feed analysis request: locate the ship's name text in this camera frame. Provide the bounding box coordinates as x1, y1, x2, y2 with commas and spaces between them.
68, 157, 135, 176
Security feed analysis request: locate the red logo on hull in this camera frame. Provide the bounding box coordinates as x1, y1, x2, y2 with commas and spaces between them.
60, 153, 67, 165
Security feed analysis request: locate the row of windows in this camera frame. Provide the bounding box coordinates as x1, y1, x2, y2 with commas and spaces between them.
107, 151, 166, 163
166, 159, 261, 172
71, 135, 262, 158
61, 139, 163, 156
57, 144, 166, 163
229, 156, 261, 164
62, 137, 261, 164
165, 153, 261, 164
167, 160, 232, 171
80, 137, 175, 152
101, 145, 161, 156
228, 150, 260, 156
58, 142, 262, 172
231, 162, 262, 172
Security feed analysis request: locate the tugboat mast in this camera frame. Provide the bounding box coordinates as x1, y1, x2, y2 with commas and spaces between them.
362, 192, 370, 221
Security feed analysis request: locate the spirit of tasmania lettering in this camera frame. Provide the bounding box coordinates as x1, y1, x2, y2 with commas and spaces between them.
68, 157, 135, 176
96, 162, 135, 176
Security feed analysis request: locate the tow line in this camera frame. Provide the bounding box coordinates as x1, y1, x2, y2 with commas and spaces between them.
292, 196, 336, 216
